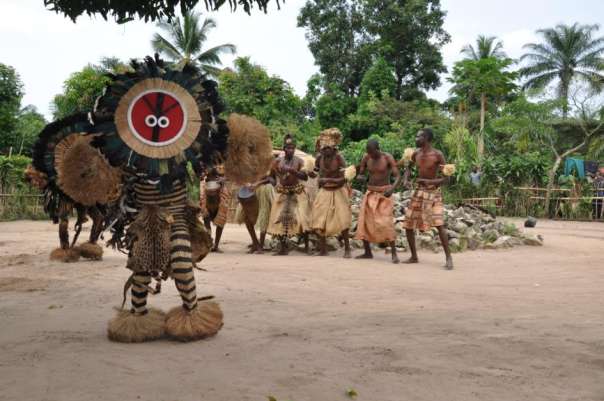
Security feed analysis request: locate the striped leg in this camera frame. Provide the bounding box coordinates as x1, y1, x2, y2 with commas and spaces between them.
170, 216, 198, 311
107, 268, 166, 343
130, 271, 152, 314
165, 214, 224, 341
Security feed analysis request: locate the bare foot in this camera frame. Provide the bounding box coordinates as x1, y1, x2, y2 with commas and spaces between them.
444, 256, 454, 270
211, 247, 223, 254
403, 257, 418, 264
343, 249, 352, 259
355, 253, 373, 259
392, 255, 400, 264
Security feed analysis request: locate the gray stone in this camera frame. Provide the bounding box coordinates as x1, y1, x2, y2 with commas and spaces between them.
482, 229, 499, 243
522, 234, 544, 246
447, 230, 460, 239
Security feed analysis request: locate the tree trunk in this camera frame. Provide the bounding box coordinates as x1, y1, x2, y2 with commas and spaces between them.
395, 72, 403, 101
478, 93, 486, 159
544, 156, 562, 217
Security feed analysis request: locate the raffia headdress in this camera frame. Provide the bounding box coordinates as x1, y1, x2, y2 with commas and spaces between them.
318, 128, 342, 149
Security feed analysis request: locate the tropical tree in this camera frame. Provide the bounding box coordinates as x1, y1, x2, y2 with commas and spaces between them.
298, 0, 374, 97
519, 23, 604, 117
152, 11, 236, 75
219, 57, 302, 126
461, 35, 507, 60
15, 106, 46, 156
363, 0, 450, 101
0, 64, 24, 153
449, 57, 517, 158
51, 65, 111, 119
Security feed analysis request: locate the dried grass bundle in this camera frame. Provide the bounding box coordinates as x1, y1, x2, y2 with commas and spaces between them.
165, 302, 223, 342
442, 164, 456, 177
107, 308, 166, 343
225, 114, 273, 185
344, 165, 357, 182
55, 135, 121, 206
76, 242, 103, 261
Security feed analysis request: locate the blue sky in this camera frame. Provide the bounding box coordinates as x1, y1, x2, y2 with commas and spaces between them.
1, 0, 603, 118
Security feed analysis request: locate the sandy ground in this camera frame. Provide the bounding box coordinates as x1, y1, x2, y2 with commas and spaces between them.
0, 219, 603, 401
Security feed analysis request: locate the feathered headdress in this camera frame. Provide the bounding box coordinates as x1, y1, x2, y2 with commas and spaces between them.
90, 55, 228, 191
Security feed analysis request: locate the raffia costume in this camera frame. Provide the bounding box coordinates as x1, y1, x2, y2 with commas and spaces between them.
310, 128, 352, 237
402, 186, 445, 231
27, 114, 121, 262
30, 56, 272, 343
354, 185, 396, 243
235, 183, 274, 232
268, 182, 311, 237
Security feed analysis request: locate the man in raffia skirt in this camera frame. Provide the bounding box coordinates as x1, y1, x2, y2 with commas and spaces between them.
398, 128, 454, 270
310, 128, 352, 258
267, 134, 311, 255
354, 139, 400, 264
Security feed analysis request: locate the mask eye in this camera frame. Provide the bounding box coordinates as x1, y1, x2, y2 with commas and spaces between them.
158, 116, 170, 128
145, 115, 158, 127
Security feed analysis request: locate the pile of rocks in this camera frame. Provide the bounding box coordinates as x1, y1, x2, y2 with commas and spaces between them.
350, 189, 543, 253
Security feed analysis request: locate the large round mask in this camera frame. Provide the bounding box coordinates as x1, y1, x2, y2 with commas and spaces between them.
114, 78, 201, 159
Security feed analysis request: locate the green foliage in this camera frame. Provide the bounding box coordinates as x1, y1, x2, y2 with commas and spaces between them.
481, 152, 551, 188
315, 84, 357, 133
363, 0, 450, 100
152, 12, 236, 76
51, 65, 111, 119
449, 57, 517, 104
489, 95, 559, 153
301, 73, 323, 119
298, 0, 374, 96
358, 57, 397, 103
0, 63, 24, 152
14, 106, 47, 156
219, 57, 303, 127
44, 0, 281, 23
347, 95, 451, 144
0, 155, 46, 220
443, 126, 477, 184
0, 155, 31, 190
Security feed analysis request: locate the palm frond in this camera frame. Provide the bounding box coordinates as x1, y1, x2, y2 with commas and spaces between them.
196, 44, 237, 65
151, 33, 183, 61
200, 64, 225, 78
521, 71, 559, 91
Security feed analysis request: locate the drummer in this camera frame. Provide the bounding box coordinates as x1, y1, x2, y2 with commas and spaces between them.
234, 173, 275, 254
200, 165, 231, 253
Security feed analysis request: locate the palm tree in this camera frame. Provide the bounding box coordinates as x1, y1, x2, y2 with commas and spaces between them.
520, 23, 604, 118
152, 11, 236, 76
461, 35, 507, 60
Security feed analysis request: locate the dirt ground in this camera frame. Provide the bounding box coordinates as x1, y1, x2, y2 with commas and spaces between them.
0, 219, 603, 401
